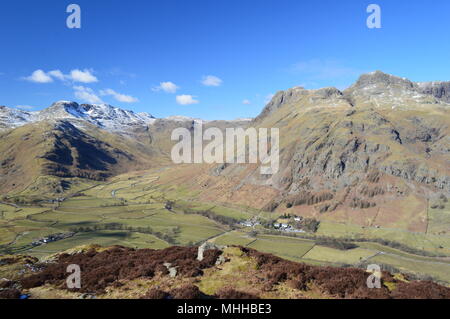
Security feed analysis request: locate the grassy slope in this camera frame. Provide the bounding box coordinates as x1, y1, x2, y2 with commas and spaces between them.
2, 168, 449, 284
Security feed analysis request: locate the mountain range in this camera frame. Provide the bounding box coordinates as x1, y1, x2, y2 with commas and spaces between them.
1, 71, 449, 235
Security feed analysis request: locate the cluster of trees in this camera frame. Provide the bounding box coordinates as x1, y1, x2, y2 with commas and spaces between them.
0, 246, 14, 255
260, 217, 320, 233
315, 238, 358, 251
262, 200, 279, 212
248, 230, 258, 238
366, 170, 381, 183
285, 192, 334, 208
100, 200, 128, 207
1, 196, 42, 206
165, 201, 175, 210
431, 194, 448, 209
360, 185, 385, 198
350, 197, 376, 209
183, 209, 240, 227
259, 219, 277, 229
295, 218, 320, 233
318, 202, 339, 213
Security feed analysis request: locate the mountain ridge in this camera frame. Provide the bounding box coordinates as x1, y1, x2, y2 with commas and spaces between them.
0, 101, 156, 131
2, 71, 450, 132
0, 101, 250, 132
0, 71, 449, 291
1, 71, 449, 236
256, 71, 450, 122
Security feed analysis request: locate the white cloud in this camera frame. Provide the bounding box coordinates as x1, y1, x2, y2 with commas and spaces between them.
176, 95, 199, 105
48, 70, 66, 81
100, 88, 138, 103
152, 81, 179, 93
242, 99, 251, 105
23, 68, 99, 84
73, 86, 104, 104
201, 75, 223, 87
70, 69, 98, 83
25, 70, 54, 83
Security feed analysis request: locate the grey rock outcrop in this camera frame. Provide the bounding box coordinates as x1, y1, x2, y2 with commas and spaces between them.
197, 242, 223, 261
163, 262, 178, 278
418, 81, 450, 103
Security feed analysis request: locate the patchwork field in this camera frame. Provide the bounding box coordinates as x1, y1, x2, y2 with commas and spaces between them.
1, 170, 449, 285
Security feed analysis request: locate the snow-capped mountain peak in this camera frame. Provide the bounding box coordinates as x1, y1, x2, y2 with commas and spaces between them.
0, 105, 34, 129
0, 101, 156, 131
80, 103, 155, 126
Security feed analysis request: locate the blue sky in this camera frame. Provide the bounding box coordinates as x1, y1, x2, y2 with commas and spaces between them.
1, 0, 450, 120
